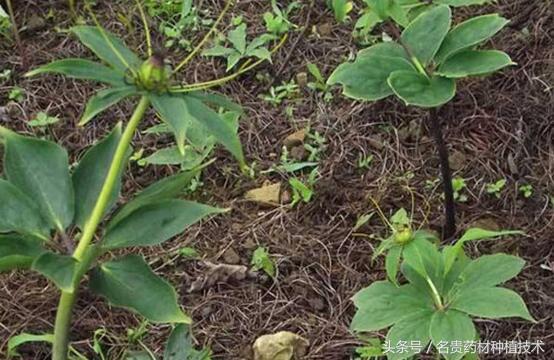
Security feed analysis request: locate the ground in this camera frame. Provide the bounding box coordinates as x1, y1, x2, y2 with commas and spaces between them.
0, 0, 553, 359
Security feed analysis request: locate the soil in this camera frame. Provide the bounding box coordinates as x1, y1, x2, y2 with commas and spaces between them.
0, 0, 553, 359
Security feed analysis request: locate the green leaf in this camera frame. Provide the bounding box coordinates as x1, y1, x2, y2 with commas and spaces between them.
109, 168, 204, 229
455, 254, 525, 290
187, 91, 243, 114
164, 324, 211, 360
435, 0, 492, 7
385, 310, 433, 360
73, 124, 126, 229
248, 47, 272, 62
182, 95, 245, 165
451, 287, 534, 322
103, 199, 225, 249
142, 146, 188, 165
89, 255, 190, 323
401, 5, 451, 65
327, 42, 413, 101
202, 45, 236, 57
388, 71, 456, 107
402, 236, 441, 280
251, 247, 276, 277
228, 24, 247, 54
26, 59, 126, 85
1, 130, 74, 231
435, 14, 509, 64
32, 252, 79, 292
385, 245, 402, 285
226, 51, 243, 71
430, 310, 476, 360
72, 26, 140, 73
437, 50, 515, 78
28, 112, 59, 127
150, 93, 190, 155
7, 333, 54, 357
351, 281, 432, 332
443, 228, 522, 274
0, 179, 49, 238
80, 86, 138, 126
0, 235, 45, 272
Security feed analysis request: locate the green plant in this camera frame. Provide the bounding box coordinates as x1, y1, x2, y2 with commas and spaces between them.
353, 227, 533, 360
327, 0, 353, 23
8, 2, 286, 359
28, 111, 60, 127
485, 178, 506, 198
8, 86, 24, 102
519, 183, 533, 198
260, 80, 299, 106
289, 167, 319, 206
357, 153, 374, 169
251, 246, 276, 277
203, 23, 272, 71
263, 0, 300, 35
329, 5, 513, 237
354, 338, 384, 359
306, 63, 333, 101
452, 177, 467, 203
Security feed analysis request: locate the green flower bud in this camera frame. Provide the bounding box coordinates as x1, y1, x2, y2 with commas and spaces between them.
394, 228, 413, 245
138, 54, 167, 90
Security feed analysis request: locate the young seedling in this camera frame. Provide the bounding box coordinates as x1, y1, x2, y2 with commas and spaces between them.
251, 246, 276, 278
6, 2, 287, 359
486, 178, 506, 198
290, 167, 319, 206
329, 5, 513, 238
306, 63, 333, 101
451, 177, 467, 203
352, 227, 533, 360
261, 80, 299, 106
28, 111, 60, 127
519, 184, 533, 198
263, 0, 300, 35
327, 0, 354, 23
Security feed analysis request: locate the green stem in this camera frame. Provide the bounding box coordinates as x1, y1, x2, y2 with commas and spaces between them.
426, 277, 444, 311
52, 96, 150, 360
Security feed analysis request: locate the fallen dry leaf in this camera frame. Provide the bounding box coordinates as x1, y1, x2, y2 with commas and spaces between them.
253, 331, 309, 360
245, 182, 281, 205
283, 129, 306, 149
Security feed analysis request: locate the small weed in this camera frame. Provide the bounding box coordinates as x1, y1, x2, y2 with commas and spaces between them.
290, 167, 318, 206
452, 177, 468, 203
178, 246, 199, 259
486, 179, 506, 198
357, 153, 374, 169
306, 63, 333, 101
519, 184, 533, 198
8, 86, 24, 102
264, 0, 300, 35
260, 80, 299, 106
354, 338, 383, 359
28, 111, 59, 127
251, 246, 276, 277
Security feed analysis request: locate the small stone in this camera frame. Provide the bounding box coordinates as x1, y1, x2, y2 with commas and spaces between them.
449, 151, 467, 171
283, 129, 306, 149
223, 247, 241, 264
289, 145, 307, 161
245, 182, 281, 205
296, 72, 308, 87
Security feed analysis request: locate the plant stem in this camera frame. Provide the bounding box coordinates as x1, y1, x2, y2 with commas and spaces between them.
428, 108, 456, 239
5, 0, 27, 70
51, 96, 150, 360
425, 276, 444, 311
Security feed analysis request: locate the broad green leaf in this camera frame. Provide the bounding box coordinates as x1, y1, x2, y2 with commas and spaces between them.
437, 50, 514, 78
164, 324, 211, 360
108, 168, 203, 228
7, 333, 54, 357
142, 146, 188, 165
72, 26, 140, 73
0, 179, 49, 238
89, 255, 190, 323
401, 5, 451, 65
32, 252, 79, 292
430, 310, 476, 360
0, 235, 45, 271
73, 124, 126, 229
443, 228, 522, 274
251, 247, 275, 277
226, 51, 243, 71
402, 237, 441, 280
351, 281, 432, 332
248, 47, 272, 62
103, 199, 225, 249
435, 14, 509, 64
390, 208, 410, 227
182, 95, 245, 165
80, 86, 138, 126
451, 287, 534, 321
385, 310, 433, 360
202, 45, 236, 57
228, 24, 247, 54
388, 71, 456, 107
26, 59, 125, 85
187, 91, 243, 113
435, 0, 492, 7
1, 130, 74, 231
327, 42, 413, 101
385, 245, 402, 285
455, 254, 525, 290
150, 94, 189, 154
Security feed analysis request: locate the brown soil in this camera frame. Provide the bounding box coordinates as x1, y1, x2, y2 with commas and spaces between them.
0, 0, 553, 359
